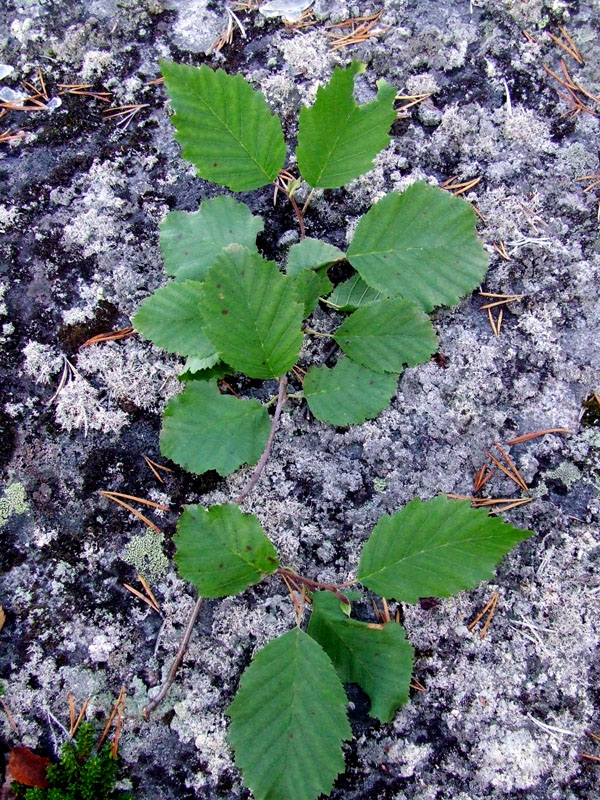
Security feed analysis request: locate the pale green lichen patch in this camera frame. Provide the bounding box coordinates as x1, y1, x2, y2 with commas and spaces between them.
0, 483, 28, 528
373, 478, 388, 493
123, 531, 169, 584
544, 461, 582, 489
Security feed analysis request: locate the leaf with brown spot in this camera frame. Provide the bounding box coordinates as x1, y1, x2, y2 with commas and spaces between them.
174, 503, 279, 597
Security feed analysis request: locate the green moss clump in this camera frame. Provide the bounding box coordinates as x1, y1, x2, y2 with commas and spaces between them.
582, 393, 600, 428
12, 722, 134, 800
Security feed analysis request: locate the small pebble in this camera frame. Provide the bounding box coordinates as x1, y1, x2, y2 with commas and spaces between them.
46, 97, 62, 112
259, 0, 313, 22
0, 86, 26, 104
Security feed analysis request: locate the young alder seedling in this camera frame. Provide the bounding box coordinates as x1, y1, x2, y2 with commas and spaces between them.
132, 59, 532, 800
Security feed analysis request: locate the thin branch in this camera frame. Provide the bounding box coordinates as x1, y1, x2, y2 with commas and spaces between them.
145, 378, 289, 715
303, 327, 332, 339
507, 428, 572, 445
301, 188, 315, 216
236, 376, 288, 504
276, 567, 354, 604
289, 194, 306, 239
144, 597, 204, 717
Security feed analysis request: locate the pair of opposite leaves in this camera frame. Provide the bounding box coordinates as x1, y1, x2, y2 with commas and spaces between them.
133, 60, 488, 476
174, 496, 531, 800
158, 56, 487, 312
134, 62, 523, 800
133, 187, 487, 477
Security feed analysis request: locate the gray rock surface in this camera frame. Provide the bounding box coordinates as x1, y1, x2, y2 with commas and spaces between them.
0, 0, 599, 798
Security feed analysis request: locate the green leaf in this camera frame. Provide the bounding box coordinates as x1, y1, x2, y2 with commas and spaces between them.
160, 196, 264, 282
178, 359, 230, 382
347, 182, 489, 312
133, 280, 218, 359
174, 504, 279, 598
160, 381, 270, 476
307, 591, 414, 722
333, 298, 437, 373
201, 245, 304, 379
227, 628, 351, 800
181, 353, 221, 374
358, 496, 533, 603
293, 267, 333, 317
297, 61, 397, 189
326, 274, 385, 311
304, 358, 397, 425
286, 237, 345, 278
160, 60, 286, 192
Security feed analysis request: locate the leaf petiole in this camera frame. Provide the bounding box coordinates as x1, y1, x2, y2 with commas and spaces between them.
303, 327, 332, 338
277, 567, 355, 605
301, 187, 316, 216
235, 376, 288, 504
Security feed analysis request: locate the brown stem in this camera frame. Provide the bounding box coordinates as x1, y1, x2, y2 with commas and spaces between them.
145, 378, 288, 716
301, 188, 315, 216
277, 568, 353, 604
235, 376, 288, 504
289, 194, 306, 239
143, 597, 204, 718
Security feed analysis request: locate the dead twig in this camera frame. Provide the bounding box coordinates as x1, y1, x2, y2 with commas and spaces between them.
494, 442, 528, 490
395, 92, 431, 117
0, 128, 27, 144
97, 686, 125, 750
327, 11, 388, 51
143, 455, 173, 484
100, 490, 169, 512
81, 326, 134, 347
68, 694, 89, 737
0, 697, 20, 737
441, 175, 485, 222
522, 30, 538, 45
492, 240, 511, 261
144, 597, 204, 717
543, 59, 598, 118
448, 494, 533, 514
123, 573, 161, 614
110, 689, 126, 759
219, 379, 240, 398
507, 428, 572, 445
468, 592, 499, 639
575, 174, 600, 222
484, 447, 528, 491
58, 83, 113, 103
479, 291, 524, 337
104, 103, 149, 130
580, 753, 600, 763
230, 0, 260, 10
440, 175, 482, 196
473, 463, 495, 493
548, 25, 583, 65
100, 490, 167, 533
210, 6, 247, 53
285, 9, 317, 29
